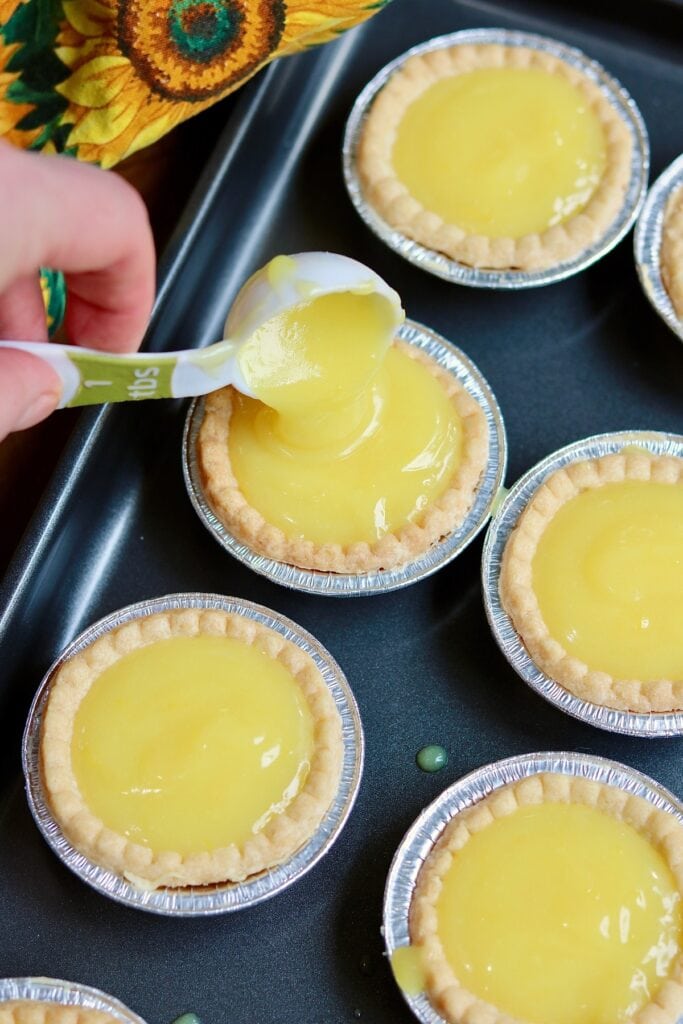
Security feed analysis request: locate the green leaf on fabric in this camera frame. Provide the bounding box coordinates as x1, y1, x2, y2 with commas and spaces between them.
4, 0, 64, 51
7, 69, 64, 106
3, 0, 69, 138
8, 46, 68, 91
40, 267, 67, 336
34, 119, 77, 153
15, 96, 67, 130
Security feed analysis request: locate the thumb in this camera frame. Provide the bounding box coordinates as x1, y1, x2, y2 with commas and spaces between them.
0, 347, 62, 440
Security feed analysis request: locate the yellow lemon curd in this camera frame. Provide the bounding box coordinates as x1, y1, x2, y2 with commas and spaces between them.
71, 635, 314, 855
533, 480, 683, 679
436, 802, 682, 1024
231, 290, 462, 546
392, 66, 607, 238
238, 289, 394, 420
391, 945, 427, 996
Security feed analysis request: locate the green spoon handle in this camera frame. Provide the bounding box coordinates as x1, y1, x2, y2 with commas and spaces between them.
0, 340, 238, 407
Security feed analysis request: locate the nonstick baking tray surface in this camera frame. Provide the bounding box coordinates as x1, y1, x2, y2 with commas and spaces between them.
0, 1, 682, 1022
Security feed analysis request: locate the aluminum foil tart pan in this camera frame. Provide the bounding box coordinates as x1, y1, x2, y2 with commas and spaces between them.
22, 593, 364, 916
383, 750, 683, 1024
343, 28, 649, 289
634, 152, 683, 343
0, 978, 145, 1024
183, 319, 507, 597
482, 430, 683, 737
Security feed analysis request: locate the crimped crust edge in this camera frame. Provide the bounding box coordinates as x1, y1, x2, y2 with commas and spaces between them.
196, 340, 489, 574
358, 45, 633, 271
0, 1006, 119, 1024
499, 451, 683, 713
661, 184, 683, 320
410, 772, 683, 1024
40, 608, 344, 889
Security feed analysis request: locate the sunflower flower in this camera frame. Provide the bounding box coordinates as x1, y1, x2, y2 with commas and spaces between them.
51, 0, 389, 167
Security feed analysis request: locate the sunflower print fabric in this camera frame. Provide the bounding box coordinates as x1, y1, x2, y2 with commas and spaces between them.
0, 0, 390, 168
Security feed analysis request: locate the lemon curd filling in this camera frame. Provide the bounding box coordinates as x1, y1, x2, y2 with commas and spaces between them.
237, 289, 395, 418
71, 635, 314, 855
532, 481, 683, 680
229, 344, 462, 546
392, 66, 607, 239
229, 289, 462, 547
436, 802, 682, 1024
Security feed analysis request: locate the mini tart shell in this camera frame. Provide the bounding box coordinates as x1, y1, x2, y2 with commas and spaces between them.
358, 44, 632, 271
410, 772, 683, 1024
0, 1007, 116, 1024
500, 450, 683, 713
197, 340, 489, 574
40, 608, 343, 889
661, 185, 683, 319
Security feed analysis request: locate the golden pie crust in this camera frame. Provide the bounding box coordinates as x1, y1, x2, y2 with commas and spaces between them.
358, 44, 632, 271
197, 340, 489, 573
500, 450, 683, 713
661, 184, 683, 319
0, 1006, 118, 1024
40, 608, 343, 889
410, 772, 683, 1024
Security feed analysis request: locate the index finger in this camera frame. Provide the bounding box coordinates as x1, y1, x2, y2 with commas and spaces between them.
0, 143, 156, 352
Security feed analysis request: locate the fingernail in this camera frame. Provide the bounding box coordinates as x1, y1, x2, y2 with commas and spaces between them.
15, 390, 60, 431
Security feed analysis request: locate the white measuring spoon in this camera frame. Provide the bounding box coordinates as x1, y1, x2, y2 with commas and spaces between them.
0, 253, 403, 408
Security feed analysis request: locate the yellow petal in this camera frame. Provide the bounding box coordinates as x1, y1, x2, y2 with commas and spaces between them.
279, 22, 344, 51
0, 0, 27, 23
0, 99, 30, 134
55, 37, 102, 68
0, 41, 18, 72
55, 45, 82, 67
278, 2, 376, 53
287, 10, 336, 25
61, 0, 114, 37
285, 0, 369, 14
65, 95, 138, 146
120, 113, 173, 160
57, 55, 130, 107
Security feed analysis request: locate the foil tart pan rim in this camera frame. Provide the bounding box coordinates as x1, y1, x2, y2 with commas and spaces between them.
383, 750, 683, 1024
22, 593, 364, 917
634, 152, 683, 343
343, 27, 649, 290
183, 319, 507, 597
481, 429, 683, 737
0, 978, 146, 1024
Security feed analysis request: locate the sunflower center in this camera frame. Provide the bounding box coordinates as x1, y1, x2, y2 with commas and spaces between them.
168, 0, 241, 61
119, 0, 285, 102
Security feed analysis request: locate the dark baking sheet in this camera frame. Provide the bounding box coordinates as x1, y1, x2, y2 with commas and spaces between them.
1, 1, 682, 1022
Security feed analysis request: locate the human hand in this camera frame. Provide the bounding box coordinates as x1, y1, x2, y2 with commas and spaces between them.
0, 143, 155, 440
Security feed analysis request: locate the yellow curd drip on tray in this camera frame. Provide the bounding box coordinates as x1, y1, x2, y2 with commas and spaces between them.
71, 635, 314, 855
231, 289, 462, 546
436, 801, 682, 1024
532, 480, 683, 679
392, 66, 607, 238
